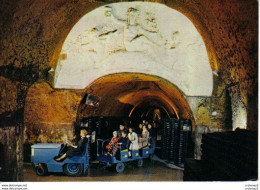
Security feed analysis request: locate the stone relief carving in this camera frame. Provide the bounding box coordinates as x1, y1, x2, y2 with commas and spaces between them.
55, 2, 213, 96
72, 6, 181, 64
165, 31, 181, 49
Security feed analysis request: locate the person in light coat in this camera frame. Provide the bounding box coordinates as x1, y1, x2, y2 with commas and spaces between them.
128, 127, 139, 150
139, 125, 150, 148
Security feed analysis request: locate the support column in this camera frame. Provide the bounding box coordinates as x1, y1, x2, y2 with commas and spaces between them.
229, 86, 247, 130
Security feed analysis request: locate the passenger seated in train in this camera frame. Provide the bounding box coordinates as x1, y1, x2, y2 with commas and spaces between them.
128, 128, 139, 150
139, 125, 150, 149
117, 124, 128, 138
105, 131, 119, 156
137, 124, 143, 136
54, 129, 88, 162
112, 131, 129, 156
148, 124, 156, 146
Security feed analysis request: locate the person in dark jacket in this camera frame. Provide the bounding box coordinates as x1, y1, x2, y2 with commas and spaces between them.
117, 124, 128, 138
148, 124, 156, 138
55, 129, 88, 162
112, 131, 129, 156
137, 124, 144, 136
148, 124, 156, 148
118, 131, 129, 150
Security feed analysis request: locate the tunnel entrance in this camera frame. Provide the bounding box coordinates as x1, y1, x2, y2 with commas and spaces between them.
51, 1, 212, 169
76, 73, 193, 120
75, 73, 194, 166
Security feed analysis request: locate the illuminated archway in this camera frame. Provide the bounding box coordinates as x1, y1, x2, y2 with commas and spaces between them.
76, 73, 194, 125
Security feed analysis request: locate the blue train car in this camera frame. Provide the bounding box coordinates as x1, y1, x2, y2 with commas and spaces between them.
31, 140, 89, 177
96, 138, 155, 173
31, 137, 155, 175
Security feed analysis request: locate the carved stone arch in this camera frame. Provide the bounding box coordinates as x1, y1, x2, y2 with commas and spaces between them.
54, 2, 214, 97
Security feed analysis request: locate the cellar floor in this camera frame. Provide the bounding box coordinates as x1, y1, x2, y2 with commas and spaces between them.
23, 159, 183, 182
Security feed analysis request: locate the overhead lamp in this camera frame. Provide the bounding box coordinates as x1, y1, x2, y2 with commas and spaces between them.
83, 93, 101, 107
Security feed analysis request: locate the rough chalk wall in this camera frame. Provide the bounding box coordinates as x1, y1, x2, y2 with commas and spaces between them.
55, 2, 213, 96
24, 82, 83, 144
0, 0, 257, 181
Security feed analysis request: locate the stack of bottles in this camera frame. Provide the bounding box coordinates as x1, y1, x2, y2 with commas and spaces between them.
178, 119, 192, 167
162, 118, 192, 167
161, 119, 171, 160
169, 119, 179, 164
184, 129, 258, 181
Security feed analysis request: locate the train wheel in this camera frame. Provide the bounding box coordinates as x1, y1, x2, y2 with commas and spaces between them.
137, 159, 143, 167
115, 162, 125, 173
35, 164, 48, 176
64, 163, 83, 177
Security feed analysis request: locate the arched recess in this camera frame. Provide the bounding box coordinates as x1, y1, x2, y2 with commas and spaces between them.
76, 73, 195, 127
53, 2, 214, 97
22, 73, 195, 146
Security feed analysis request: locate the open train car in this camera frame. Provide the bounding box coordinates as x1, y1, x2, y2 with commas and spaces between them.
96, 138, 155, 173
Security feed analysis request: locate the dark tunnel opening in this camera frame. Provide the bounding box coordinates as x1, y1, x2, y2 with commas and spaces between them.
75, 73, 194, 164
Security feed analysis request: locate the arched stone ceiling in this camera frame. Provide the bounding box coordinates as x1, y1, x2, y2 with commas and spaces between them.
54, 2, 213, 96
77, 73, 193, 120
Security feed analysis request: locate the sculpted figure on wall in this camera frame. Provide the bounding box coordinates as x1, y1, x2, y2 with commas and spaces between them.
75, 5, 180, 63
55, 2, 213, 96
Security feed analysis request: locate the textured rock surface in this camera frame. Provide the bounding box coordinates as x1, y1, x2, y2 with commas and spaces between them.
55, 2, 213, 96
24, 82, 83, 143
0, 77, 17, 116
0, 0, 257, 181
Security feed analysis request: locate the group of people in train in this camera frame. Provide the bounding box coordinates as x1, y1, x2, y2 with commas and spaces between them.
54, 120, 157, 161
105, 121, 157, 157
